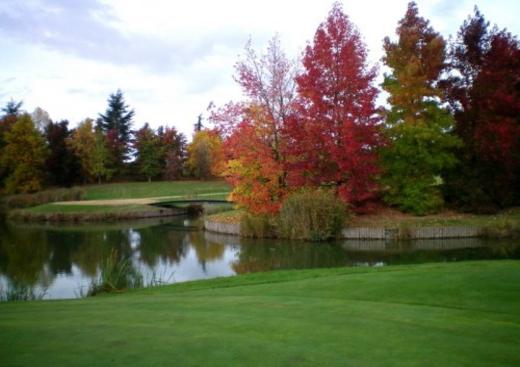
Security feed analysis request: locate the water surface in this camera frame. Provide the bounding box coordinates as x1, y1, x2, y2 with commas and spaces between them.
0, 215, 518, 300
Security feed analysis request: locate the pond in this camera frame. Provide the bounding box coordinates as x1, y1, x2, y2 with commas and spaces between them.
0, 214, 519, 300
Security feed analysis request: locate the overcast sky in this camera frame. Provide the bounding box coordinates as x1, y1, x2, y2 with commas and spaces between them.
0, 0, 518, 139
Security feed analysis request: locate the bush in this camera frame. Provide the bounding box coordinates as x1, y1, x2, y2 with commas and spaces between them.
481, 220, 520, 239
277, 189, 349, 241
240, 213, 277, 238
88, 249, 143, 296
3, 187, 84, 209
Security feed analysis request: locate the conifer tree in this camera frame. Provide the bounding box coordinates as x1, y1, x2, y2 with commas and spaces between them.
45, 120, 80, 187
98, 90, 134, 165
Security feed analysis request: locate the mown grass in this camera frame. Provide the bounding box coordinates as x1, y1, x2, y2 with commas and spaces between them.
1, 261, 519, 367
81, 180, 231, 200
8, 204, 177, 222
19, 203, 159, 214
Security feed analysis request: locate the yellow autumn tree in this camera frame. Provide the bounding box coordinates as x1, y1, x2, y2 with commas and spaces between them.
1, 114, 48, 193
187, 129, 224, 179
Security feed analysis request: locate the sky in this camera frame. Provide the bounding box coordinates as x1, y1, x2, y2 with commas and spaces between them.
0, 0, 518, 139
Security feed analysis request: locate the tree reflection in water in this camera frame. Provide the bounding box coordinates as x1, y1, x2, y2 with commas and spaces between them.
0, 216, 518, 300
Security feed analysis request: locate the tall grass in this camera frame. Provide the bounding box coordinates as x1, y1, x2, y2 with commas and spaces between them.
277, 189, 349, 241
240, 213, 277, 238
87, 249, 143, 296
3, 187, 84, 209
0, 283, 47, 301
481, 219, 520, 239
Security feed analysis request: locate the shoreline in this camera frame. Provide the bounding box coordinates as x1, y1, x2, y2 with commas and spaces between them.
7, 206, 186, 222
204, 216, 518, 240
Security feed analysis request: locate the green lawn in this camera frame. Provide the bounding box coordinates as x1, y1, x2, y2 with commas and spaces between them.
1, 261, 519, 366
7, 203, 177, 221
22, 203, 159, 214
81, 180, 231, 200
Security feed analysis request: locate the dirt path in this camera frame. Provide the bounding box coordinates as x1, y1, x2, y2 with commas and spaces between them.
54, 192, 230, 206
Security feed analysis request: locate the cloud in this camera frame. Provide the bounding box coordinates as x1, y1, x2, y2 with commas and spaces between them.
0, 0, 247, 74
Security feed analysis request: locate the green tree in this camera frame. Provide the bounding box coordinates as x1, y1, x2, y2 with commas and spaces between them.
92, 130, 113, 184
97, 89, 134, 165
134, 123, 161, 182
1, 114, 48, 193
381, 2, 461, 214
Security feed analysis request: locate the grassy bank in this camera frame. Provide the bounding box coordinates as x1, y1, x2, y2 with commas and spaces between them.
209, 207, 520, 227
81, 180, 231, 200
5, 180, 231, 221
8, 204, 180, 222
1, 261, 519, 366
208, 207, 520, 238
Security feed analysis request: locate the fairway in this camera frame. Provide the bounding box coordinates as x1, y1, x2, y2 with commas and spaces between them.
1, 261, 519, 366
81, 180, 231, 200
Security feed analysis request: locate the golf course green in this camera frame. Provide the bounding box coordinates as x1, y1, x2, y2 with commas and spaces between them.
1, 261, 519, 366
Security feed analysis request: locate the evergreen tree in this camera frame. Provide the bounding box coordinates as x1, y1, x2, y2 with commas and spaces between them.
0, 114, 17, 187
194, 114, 203, 132
45, 120, 81, 187
98, 90, 134, 164
1, 114, 48, 193
1, 99, 23, 117
381, 2, 461, 214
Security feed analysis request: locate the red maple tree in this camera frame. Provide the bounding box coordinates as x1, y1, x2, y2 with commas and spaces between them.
287, 2, 383, 211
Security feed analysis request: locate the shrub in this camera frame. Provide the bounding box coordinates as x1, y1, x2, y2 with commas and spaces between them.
87, 249, 143, 296
3, 187, 84, 209
277, 189, 349, 241
481, 220, 520, 239
240, 213, 277, 238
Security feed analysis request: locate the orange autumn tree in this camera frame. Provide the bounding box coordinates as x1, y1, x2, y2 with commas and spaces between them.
223, 106, 286, 214
215, 35, 297, 214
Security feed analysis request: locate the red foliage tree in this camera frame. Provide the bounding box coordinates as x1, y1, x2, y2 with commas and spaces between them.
444, 8, 520, 209
215, 36, 297, 214
473, 32, 520, 168
288, 2, 382, 211
223, 106, 286, 214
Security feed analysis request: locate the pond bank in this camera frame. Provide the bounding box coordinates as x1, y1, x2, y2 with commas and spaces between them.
205, 208, 520, 239
7, 204, 186, 222
204, 218, 484, 239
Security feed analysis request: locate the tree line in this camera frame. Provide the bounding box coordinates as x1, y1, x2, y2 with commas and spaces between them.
0, 91, 220, 193
1, 1, 518, 216
212, 1, 519, 215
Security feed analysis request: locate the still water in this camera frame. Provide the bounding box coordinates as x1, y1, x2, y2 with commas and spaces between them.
0, 215, 518, 300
